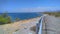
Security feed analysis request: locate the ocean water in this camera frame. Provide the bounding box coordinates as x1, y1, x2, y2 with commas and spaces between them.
0, 13, 42, 21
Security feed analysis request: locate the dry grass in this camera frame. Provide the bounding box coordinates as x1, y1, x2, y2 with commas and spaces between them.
43, 12, 60, 17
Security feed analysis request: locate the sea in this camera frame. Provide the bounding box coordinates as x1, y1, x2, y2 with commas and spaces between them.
0, 13, 42, 21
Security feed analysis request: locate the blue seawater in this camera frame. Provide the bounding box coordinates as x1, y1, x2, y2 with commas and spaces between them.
0, 13, 42, 21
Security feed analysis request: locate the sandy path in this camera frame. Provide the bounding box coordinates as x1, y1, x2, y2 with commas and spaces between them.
43, 15, 60, 34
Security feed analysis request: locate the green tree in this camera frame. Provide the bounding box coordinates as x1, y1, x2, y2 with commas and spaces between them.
7, 16, 11, 23
0, 13, 12, 25
0, 16, 8, 24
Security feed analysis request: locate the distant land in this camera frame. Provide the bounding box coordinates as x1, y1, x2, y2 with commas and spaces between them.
43, 12, 60, 17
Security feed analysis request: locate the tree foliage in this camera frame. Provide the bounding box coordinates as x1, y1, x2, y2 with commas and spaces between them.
0, 13, 11, 25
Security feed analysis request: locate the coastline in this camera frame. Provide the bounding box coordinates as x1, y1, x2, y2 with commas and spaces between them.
0, 16, 40, 34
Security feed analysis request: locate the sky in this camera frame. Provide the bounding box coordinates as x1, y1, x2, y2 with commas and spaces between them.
0, 0, 60, 13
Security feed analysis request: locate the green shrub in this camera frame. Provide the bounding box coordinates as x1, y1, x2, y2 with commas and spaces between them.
0, 13, 11, 25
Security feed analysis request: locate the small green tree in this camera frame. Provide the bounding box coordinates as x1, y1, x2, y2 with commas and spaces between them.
0, 13, 12, 25
0, 16, 8, 24
7, 16, 11, 23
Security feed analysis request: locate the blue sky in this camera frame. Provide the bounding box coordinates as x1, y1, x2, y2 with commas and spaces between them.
0, 0, 60, 13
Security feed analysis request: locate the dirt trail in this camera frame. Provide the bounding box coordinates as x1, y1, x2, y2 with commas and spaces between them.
43, 15, 60, 34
